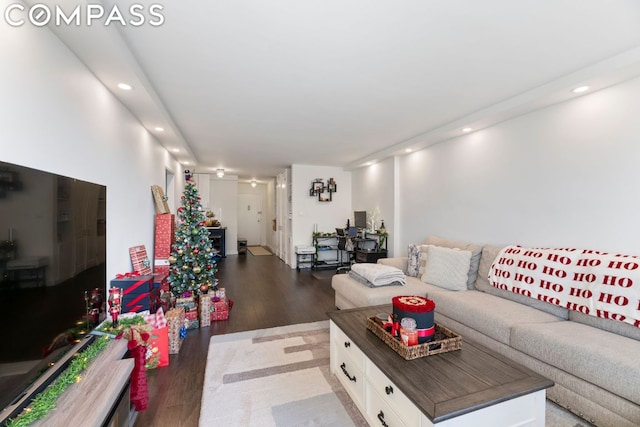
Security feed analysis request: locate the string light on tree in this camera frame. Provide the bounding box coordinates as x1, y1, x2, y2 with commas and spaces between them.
168, 172, 218, 297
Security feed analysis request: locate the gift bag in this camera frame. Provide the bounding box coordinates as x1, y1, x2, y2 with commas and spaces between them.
144, 308, 169, 369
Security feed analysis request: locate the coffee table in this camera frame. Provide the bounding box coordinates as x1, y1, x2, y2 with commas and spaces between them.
328, 305, 553, 426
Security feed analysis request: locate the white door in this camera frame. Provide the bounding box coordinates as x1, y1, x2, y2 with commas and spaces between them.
238, 194, 263, 246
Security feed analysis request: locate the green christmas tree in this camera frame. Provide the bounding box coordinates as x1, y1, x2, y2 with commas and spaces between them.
168, 177, 218, 297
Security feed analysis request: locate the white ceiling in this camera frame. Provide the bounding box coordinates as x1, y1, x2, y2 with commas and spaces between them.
44, 0, 640, 182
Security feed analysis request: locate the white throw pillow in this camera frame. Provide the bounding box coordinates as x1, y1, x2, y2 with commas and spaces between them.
421, 245, 472, 291
417, 245, 431, 276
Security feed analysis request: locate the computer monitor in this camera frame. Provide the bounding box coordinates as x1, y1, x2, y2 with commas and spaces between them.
354, 211, 367, 229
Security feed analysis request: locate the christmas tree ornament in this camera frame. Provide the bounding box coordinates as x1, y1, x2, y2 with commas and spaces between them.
167, 177, 219, 299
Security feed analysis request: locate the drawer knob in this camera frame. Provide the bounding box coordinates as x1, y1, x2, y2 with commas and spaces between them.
385, 385, 393, 395
344, 341, 351, 348
340, 363, 356, 382
377, 410, 389, 427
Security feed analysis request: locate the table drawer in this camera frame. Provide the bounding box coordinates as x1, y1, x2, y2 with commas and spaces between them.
367, 361, 421, 426
334, 353, 365, 408
333, 323, 365, 371
366, 384, 408, 427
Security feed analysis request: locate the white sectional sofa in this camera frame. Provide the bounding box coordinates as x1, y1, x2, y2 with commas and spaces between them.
331, 237, 640, 427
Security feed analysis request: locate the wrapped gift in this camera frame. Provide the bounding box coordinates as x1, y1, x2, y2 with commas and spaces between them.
151, 185, 170, 214
211, 297, 229, 321
154, 213, 175, 274
129, 245, 152, 275
184, 309, 198, 321
144, 308, 169, 369
211, 310, 229, 321
166, 307, 186, 354
111, 274, 153, 314
199, 293, 211, 327
185, 319, 200, 330
152, 274, 167, 289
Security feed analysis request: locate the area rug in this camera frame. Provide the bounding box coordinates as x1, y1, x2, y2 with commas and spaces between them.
199, 320, 367, 426
248, 246, 272, 256
200, 322, 591, 427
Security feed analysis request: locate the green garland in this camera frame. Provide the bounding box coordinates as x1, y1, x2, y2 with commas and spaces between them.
7, 335, 111, 427
95, 315, 147, 335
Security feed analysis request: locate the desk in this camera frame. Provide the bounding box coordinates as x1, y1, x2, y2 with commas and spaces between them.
6, 257, 48, 287
207, 227, 226, 258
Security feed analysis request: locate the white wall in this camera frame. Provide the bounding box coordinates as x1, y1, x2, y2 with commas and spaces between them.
238, 181, 275, 249
0, 13, 183, 283
391, 76, 640, 254
210, 176, 239, 255
351, 156, 397, 255
291, 165, 352, 266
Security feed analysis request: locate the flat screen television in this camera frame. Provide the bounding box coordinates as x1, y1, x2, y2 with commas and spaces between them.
0, 160, 106, 425
354, 210, 367, 229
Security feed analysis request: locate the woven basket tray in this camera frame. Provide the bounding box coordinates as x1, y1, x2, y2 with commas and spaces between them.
366, 316, 462, 360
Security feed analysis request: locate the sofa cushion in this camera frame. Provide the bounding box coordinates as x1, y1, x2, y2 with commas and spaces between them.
511, 320, 640, 406
378, 257, 408, 272
569, 310, 640, 341
406, 244, 421, 277
475, 244, 569, 320
432, 290, 564, 345
425, 236, 483, 290
331, 274, 429, 308
421, 245, 471, 291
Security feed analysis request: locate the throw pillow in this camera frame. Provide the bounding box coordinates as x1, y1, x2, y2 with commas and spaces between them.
407, 244, 421, 277
425, 236, 483, 290
421, 245, 472, 291
417, 245, 431, 276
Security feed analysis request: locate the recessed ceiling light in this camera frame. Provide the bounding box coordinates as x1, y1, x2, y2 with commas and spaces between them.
172, 148, 179, 153
405, 148, 413, 153
462, 127, 473, 133
154, 127, 165, 132
183, 161, 190, 165
117, 83, 133, 91
572, 86, 590, 93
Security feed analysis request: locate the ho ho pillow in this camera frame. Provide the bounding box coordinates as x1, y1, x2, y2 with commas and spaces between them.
421, 245, 472, 291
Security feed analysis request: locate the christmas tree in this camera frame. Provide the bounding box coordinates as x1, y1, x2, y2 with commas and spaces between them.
168, 176, 218, 297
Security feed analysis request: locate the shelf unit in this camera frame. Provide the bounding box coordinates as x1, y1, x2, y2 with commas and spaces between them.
355, 231, 388, 263
312, 234, 341, 270
207, 227, 226, 258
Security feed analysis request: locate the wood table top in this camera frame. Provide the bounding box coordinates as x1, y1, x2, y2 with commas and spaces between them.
328, 305, 554, 423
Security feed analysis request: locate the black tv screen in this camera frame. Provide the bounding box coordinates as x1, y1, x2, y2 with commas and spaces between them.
0, 161, 106, 423
354, 211, 367, 229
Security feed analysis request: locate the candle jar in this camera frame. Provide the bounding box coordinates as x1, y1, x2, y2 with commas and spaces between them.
400, 317, 418, 346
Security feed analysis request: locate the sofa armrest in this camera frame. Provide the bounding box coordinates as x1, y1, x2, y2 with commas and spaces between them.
377, 257, 408, 273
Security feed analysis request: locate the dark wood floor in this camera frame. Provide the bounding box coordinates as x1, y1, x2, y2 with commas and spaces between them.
134, 253, 337, 427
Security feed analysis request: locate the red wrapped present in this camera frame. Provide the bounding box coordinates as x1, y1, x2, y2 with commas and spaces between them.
154, 214, 175, 274
144, 308, 169, 369
129, 245, 152, 276
185, 309, 198, 321
211, 311, 229, 321
211, 298, 229, 321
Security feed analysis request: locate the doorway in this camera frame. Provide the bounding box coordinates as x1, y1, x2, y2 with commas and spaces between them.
238, 194, 263, 246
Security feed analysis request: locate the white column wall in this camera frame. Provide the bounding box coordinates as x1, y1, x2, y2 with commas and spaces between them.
291, 165, 352, 267
0, 9, 183, 282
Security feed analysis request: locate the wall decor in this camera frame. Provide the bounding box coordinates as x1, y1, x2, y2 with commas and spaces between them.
309, 178, 337, 202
